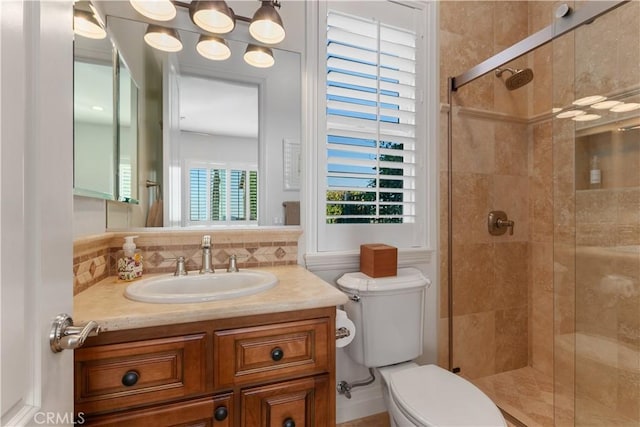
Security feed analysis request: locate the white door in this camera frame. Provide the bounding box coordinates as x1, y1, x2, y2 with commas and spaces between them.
1, 1, 75, 425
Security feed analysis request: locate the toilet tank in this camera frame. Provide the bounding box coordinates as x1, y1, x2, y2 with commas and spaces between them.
337, 268, 430, 368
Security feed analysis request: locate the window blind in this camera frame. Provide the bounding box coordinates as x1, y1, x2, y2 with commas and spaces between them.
325, 10, 417, 224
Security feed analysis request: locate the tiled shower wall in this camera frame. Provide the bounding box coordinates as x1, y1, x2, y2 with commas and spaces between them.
438, 0, 555, 381
439, 1, 639, 425
73, 229, 302, 295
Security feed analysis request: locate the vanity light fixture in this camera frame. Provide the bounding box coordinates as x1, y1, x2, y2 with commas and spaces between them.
196, 35, 231, 61
243, 44, 275, 68
129, 0, 177, 21
73, 9, 106, 39
249, 1, 285, 44
591, 100, 622, 110
190, 1, 236, 34
131, 1, 285, 67
572, 95, 607, 106
572, 113, 601, 122
610, 102, 640, 113
144, 25, 183, 52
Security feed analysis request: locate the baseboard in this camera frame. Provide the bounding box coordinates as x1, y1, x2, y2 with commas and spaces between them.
336, 383, 387, 424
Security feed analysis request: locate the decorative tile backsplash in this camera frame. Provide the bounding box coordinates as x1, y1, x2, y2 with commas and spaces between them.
73, 229, 302, 295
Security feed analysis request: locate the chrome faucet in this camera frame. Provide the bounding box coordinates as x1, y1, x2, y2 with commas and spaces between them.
199, 235, 214, 274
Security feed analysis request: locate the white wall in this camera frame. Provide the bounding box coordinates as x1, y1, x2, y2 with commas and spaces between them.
74, 122, 113, 196
181, 132, 257, 163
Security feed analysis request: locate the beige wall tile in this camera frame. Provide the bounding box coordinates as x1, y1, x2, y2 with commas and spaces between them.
451, 173, 491, 244
495, 307, 528, 372
451, 114, 496, 174
494, 242, 529, 309
452, 311, 496, 379
495, 122, 529, 176
452, 243, 495, 315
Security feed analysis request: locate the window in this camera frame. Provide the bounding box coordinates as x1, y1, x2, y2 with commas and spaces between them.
317, 2, 429, 252
186, 162, 258, 225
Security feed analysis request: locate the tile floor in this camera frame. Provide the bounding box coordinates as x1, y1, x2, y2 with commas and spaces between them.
472, 367, 555, 427
337, 412, 390, 427
337, 410, 521, 426
338, 366, 637, 426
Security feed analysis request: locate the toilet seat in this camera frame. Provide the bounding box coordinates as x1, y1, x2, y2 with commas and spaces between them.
388, 364, 506, 427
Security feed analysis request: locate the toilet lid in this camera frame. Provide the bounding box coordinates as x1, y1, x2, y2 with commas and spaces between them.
389, 365, 506, 427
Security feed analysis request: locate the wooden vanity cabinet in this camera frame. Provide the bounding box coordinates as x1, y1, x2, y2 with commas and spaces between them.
74, 308, 336, 427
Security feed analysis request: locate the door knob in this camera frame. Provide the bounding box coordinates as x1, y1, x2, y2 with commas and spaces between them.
49, 313, 100, 353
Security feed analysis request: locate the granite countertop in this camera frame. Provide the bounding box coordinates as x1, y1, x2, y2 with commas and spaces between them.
74, 265, 348, 332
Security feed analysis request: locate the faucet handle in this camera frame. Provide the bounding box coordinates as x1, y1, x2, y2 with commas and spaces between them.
227, 254, 240, 272
201, 235, 211, 248
172, 256, 188, 276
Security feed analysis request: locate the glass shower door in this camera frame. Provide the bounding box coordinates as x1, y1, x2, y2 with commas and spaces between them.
553, 1, 640, 424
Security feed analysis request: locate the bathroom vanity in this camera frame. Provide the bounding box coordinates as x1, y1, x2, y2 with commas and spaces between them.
73, 265, 347, 426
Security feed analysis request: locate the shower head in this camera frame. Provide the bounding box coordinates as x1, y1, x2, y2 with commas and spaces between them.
495, 67, 534, 90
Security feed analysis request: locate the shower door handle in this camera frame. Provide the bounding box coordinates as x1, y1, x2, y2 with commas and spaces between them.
488, 211, 514, 236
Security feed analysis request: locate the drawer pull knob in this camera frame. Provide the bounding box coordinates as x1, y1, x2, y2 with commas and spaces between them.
214, 406, 228, 421
283, 418, 295, 427
271, 347, 284, 361
121, 370, 139, 387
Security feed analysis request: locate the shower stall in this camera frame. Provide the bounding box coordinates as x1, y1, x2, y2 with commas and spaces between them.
441, 1, 639, 425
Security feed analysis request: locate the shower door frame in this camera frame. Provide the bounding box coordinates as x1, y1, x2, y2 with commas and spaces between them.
444, 0, 629, 373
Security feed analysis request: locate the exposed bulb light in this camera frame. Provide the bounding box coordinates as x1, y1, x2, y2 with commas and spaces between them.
196, 35, 231, 61
73, 9, 106, 39
244, 44, 274, 68
591, 100, 622, 110
572, 95, 607, 106
551, 107, 562, 113
556, 110, 585, 119
129, 0, 176, 21
249, 1, 285, 44
191, 1, 235, 34
610, 102, 640, 113
144, 25, 183, 52
572, 114, 601, 122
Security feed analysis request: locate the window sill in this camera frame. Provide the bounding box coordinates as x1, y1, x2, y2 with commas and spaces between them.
304, 247, 434, 272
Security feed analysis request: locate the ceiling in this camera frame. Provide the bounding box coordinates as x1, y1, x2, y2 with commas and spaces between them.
178, 75, 259, 138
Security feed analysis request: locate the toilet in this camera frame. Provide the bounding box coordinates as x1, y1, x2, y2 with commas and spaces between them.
337, 268, 506, 427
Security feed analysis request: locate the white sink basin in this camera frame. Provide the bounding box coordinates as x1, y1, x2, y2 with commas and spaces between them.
124, 270, 279, 304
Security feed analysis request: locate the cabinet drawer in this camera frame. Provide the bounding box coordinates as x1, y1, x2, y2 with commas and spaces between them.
214, 318, 330, 388
81, 394, 233, 427
241, 375, 330, 427
75, 334, 206, 414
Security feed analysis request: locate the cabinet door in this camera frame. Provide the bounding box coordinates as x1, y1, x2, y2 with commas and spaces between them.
214, 318, 330, 388
75, 334, 206, 413
83, 394, 233, 427
241, 375, 330, 427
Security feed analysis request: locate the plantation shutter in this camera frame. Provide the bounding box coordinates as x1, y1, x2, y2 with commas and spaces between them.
325, 10, 417, 224
186, 163, 257, 225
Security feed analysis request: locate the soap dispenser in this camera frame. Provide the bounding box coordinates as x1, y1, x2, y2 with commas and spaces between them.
117, 235, 143, 281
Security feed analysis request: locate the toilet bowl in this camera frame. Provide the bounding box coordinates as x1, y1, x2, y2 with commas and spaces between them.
337, 269, 506, 427
378, 363, 506, 427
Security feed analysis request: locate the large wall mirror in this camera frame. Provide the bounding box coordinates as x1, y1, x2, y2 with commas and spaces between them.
73, 2, 140, 203
83, 1, 302, 229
